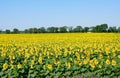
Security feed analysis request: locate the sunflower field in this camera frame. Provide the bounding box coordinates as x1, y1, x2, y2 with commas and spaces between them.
0, 33, 120, 78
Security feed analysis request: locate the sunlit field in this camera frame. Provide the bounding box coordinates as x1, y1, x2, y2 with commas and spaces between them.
0, 33, 120, 78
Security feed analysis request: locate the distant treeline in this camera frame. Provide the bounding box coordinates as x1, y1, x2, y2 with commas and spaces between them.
0, 24, 120, 34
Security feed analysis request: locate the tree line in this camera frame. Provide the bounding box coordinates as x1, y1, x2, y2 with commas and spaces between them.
0, 24, 120, 34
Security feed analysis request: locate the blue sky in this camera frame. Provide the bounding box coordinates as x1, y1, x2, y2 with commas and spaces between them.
0, 0, 120, 30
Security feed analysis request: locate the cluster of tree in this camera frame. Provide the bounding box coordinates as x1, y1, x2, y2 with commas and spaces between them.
0, 24, 120, 34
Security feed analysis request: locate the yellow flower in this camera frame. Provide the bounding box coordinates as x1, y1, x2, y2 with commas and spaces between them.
30, 64, 34, 69
43, 65, 46, 69
13, 56, 15, 59
57, 61, 61, 67
38, 57, 42, 64
25, 52, 30, 58
64, 51, 68, 57
99, 54, 103, 59
93, 58, 98, 65
83, 60, 87, 65
23, 59, 27, 64
78, 61, 82, 66
89, 60, 95, 69
31, 60, 34, 65
3, 63, 8, 70
81, 55, 84, 59
106, 59, 110, 65
112, 60, 116, 66
47, 64, 52, 70
11, 64, 14, 69
17, 63, 22, 69
69, 58, 72, 61
10, 60, 14, 64
53, 60, 57, 65
98, 64, 102, 68
77, 56, 80, 61
75, 52, 79, 57
118, 55, 120, 59
83, 58, 89, 65
113, 53, 116, 57
105, 48, 110, 55
66, 62, 71, 68
74, 60, 77, 64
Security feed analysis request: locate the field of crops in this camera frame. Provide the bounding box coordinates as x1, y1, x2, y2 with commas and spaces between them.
0, 33, 120, 78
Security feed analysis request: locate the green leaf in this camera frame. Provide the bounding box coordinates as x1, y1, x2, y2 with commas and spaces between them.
106, 70, 111, 75
81, 68, 86, 73
0, 71, 4, 76
20, 69, 25, 73
45, 70, 49, 75
73, 71, 79, 75
30, 74, 36, 78
60, 68, 64, 72
0, 57, 6, 63
65, 71, 72, 76
29, 70, 34, 74
56, 72, 62, 76
118, 76, 120, 78
71, 65, 77, 71
35, 65, 40, 70
1, 75, 7, 78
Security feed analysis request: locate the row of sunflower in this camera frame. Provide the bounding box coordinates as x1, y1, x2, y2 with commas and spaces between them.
0, 33, 120, 78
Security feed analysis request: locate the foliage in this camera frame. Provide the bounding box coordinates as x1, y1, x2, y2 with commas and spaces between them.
1, 24, 120, 34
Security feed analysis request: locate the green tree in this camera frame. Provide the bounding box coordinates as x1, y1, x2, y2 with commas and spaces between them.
33, 28, 38, 33
73, 26, 82, 32
54, 27, 59, 33
37, 28, 41, 33
37, 27, 46, 33
68, 26, 73, 32
101, 24, 108, 32
0, 30, 2, 33
96, 25, 102, 32
83, 27, 89, 32
47, 27, 55, 33
118, 27, 120, 33
108, 27, 117, 32
90, 24, 108, 32
59, 26, 67, 33
90, 26, 96, 32
13, 28, 19, 34
24, 29, 29, 33
5, 29, 11, 34
28, 28, 34, 33
28, 28, 38, 33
